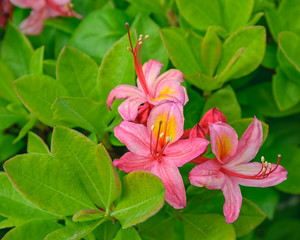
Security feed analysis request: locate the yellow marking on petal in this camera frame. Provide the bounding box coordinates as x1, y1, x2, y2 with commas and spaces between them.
151, 86, 175, 102
152, 112, 177, 147
216, 134, 233, 160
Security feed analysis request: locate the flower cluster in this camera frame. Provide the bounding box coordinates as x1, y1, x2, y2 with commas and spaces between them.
9, 0, 80, 35
107, 24, 287, 223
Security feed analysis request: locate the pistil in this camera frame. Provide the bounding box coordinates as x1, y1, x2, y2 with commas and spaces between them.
125, 23, 150, 95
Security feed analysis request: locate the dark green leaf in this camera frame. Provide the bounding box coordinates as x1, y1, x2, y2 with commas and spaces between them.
113, 227, 141, 240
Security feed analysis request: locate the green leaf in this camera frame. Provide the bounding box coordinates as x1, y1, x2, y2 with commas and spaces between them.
0, 107, 24, 131
2, 220, 63, 240
45, 219, 105, 240
13, 115, 37, 143
97, 32, 135, 103
127, 0, 166, 14
216, 26, 266, 80
113, 227, 141, 240
69, 9, 129, 63
241, 187, 279, 220
51, 126, 121, 210
160, 28, 200, 75
27, 131, 50, 154
185, 73, 223, 92
277, 31, 300, 82
262, 42, 278, 69
92, 221, 121, 240
264, 218, 300, 240
4, 154, 96, 216
201, 26, 222, 76
13, 74, 68, 126
51, 97, 109, 137
233, 198, 266, 237
229, 118, 269, 144
272, 68, 300, 110
111, 171, 165, 228
182, 213, 236, 240
0, 172, 57, 223
57, 47, 99, 100
203, 85, 241, 122
72, 209, 105, 222
131, 14, 169, 69
0, 60, 20, 103
0, 132, 24, 164
1, 23, 33, 78
43, 60, 57, 78
30, 46, 44, 75
175, 0, 254, 33
138, 211, 175, 240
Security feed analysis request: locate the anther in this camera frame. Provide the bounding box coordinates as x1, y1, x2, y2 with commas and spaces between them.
159, 133, 164, 138
166, 136, 172, 143
262, 167, 266, 173
261, 156, 265, 163
151, 125, 155, 131
145, 35, 149, 39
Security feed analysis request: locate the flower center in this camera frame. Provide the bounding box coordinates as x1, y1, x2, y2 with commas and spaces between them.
125, 23, 150, 96
221, 155, 281, 180
149, 121, 172, 162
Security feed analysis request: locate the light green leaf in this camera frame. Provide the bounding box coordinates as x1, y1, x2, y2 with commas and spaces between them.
51, 126, 121, 210
72, 209, 105, 222
217, 26, 266, 80
45, 219, 105, 240
233, 198, 266, 237
2, 220, 63, 240
97, 32, 135, 103
0, 172, 57, 223
51, 97, 109, 137
0, 60, 20, 103
272, 68, 300, 110
201, 27, 222, 76
127, 0, 166, 14
30, 46, 44, 75
0, 132, 24, 164
229, 118, 269, 144
69, 9, 129, 63
13, 74, 69, 126
203, 85, 241, 122
4, 154, 96, 216
160, 28, 200, 75
182, 213, 236, 240
113, 227, 141, 240
185, 73, 223, 92
0, 107, 24, 131
111, 171, 165, 228
27, 131, 50, 154
57, 47, 99, 100
1, 23, 33, 78
13, 114, 37, 143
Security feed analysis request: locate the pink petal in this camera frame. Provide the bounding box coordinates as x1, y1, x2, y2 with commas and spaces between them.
106, 85, 144, 110
155, 69, 184, 86
221, 177, 242, 224
118, 97, 146, 121
114, 121, 150, 156
49, 0, 70, 5
189, 159, 225, 189
147, 102, 184, 144
227, 117, 263, 166
225, 162, 287, 187
163, 138, 209, 167
151, 161, 186, 209
189, 124, 206, 138
19, 9, 47, 35
190, 156, 210, 165
199, 108, 227, 135
149, 79, 188, 106
10, 0, 45, 10
113, 152, 154, 172
138, 60, 163, 91
210, 122, 238, 164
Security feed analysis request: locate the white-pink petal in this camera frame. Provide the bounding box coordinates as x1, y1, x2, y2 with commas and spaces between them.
114, 121, 150, 156
139, 60, 163, 91
163, 138, 209, 167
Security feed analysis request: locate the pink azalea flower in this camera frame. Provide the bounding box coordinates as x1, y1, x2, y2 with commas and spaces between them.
0, 0, 13, 29
9, 0, 80, 35
107, 23, 188, 123
113, 102, 209, 209
189, 118, 287, 223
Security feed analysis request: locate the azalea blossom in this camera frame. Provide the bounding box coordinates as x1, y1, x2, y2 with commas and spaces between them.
0, 0, 13, 29
107, 23, 188, 124
114, 102, 209, 209
9, 0, 80, 35
189, 118, 287, 223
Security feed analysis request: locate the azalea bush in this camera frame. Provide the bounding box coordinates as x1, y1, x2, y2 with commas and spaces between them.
0, 0, 300, 239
